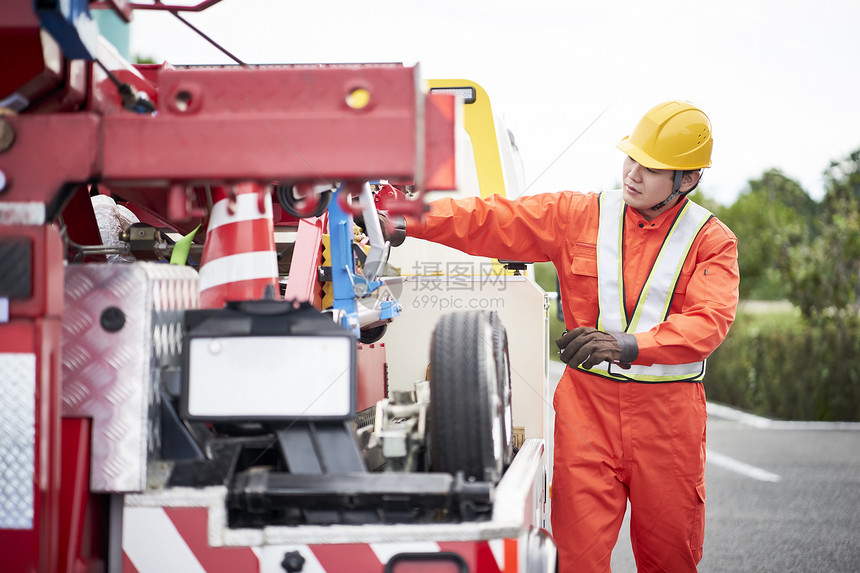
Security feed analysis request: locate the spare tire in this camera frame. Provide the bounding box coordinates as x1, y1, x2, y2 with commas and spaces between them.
488, 311, 515, 469
429, 311, 513, 483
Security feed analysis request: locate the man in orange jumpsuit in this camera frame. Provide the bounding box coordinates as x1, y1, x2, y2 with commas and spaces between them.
399, 100, 740, 572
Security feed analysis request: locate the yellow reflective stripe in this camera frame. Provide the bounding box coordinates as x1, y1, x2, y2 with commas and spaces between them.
590, 191, 712, 383
626, 204, 683, 331
585, 360, 706, 383
628, 201, 711, 332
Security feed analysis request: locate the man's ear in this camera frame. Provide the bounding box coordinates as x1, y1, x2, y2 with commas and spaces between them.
681, 170, 702, 193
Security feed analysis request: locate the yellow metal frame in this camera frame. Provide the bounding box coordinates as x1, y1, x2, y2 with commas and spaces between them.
427, 79, 508, 200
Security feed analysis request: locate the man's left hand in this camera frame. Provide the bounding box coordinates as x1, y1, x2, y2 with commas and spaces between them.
555, 327, 638, 369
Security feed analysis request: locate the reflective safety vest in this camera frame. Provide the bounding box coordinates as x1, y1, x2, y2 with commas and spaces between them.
578, 191, 713, 383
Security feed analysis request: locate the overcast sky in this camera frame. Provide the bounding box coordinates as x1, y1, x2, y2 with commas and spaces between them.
128, 0, 860, 206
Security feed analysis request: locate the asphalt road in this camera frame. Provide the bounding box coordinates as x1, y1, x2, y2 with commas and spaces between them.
547, 363, 860, 572
609, 406, 860, 572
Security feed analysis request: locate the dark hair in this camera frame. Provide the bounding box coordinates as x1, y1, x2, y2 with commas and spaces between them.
681, 169, 703, 195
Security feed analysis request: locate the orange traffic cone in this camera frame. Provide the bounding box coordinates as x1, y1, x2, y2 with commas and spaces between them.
198, 182, 278, 308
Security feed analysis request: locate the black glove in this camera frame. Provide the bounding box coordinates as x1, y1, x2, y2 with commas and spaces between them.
556, 327, 638, 369
355, 211, 406, 247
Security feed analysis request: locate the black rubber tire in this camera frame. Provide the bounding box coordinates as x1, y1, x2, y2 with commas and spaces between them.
488, 312, 515, 469
358, 323, 387, 344
276, 184, 332, 218
429, 311, 511, 483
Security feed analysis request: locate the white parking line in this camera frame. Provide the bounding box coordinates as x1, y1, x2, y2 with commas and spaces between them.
706, 450, 781, 482
707, 402, 860, 430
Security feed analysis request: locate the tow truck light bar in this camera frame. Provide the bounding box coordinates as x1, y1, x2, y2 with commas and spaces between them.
429, 86, 477, 104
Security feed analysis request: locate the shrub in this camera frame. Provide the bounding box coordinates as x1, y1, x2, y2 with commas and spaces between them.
706, 310, 860, 421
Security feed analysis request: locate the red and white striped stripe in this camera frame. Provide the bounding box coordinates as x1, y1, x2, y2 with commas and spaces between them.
198, 183, 279, 309
122, 506, 257, 573
122, 506, 517, 573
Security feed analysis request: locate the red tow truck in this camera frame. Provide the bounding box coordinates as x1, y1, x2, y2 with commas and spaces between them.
0, 2, 555, 571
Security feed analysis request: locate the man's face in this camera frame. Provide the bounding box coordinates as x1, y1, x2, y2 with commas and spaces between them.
621, 156, 676, 219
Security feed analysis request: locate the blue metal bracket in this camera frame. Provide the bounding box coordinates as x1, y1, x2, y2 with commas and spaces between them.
328, 183, 400, 335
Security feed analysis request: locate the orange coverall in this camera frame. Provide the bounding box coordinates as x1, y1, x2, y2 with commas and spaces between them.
406, 190, 740, 572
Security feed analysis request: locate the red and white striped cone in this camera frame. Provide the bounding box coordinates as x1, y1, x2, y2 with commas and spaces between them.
198, 182, 279, 309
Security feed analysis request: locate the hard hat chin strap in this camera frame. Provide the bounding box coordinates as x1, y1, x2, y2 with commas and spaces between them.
649, 170, 701, 211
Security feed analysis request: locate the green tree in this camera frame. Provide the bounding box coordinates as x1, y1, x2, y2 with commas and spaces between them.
687, 189, 722, 213
718, 170, 815, 299
784, 149, 860, 324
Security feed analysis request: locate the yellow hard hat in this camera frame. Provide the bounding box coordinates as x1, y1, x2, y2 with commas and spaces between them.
616, 100, 713, 170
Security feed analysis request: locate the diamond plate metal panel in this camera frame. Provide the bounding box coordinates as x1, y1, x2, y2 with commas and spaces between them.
0, 353, 36, 529
62, 263, 199, 492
